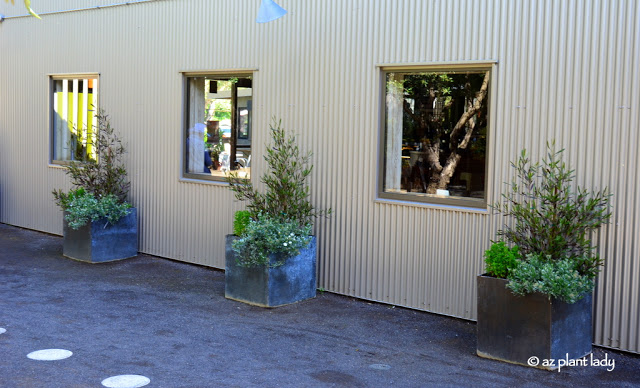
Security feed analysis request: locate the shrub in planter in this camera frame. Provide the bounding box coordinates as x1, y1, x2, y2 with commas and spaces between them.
232, 210, 251, 237
225, 119, 330, 306
52, 110, 137, 263
507, 254, 596, 304
56, 188, 132, 230
483, 241, 519, 280
232, 214, 312, 268
226, 119, 330, 227
477, 142, 612, 369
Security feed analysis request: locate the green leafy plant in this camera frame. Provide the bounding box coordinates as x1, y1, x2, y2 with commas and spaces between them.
53, 110, 132, 229
226, 119, 331, 227
226, 119, 330, 267
491, 142, 612, 303
53, 187, 87, 211
233, 210, 251, 236
62, 190, 132, 230
231, 214, 312, 267
206, 129, 225, 162
507, 254, 595, 304
484, 242, 520, 279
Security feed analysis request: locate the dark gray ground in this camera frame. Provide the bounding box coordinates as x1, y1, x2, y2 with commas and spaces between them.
1, 223, 638, 388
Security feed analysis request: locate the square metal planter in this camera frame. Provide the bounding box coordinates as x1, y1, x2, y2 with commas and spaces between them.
225, 235, 317, 307
63, 208, 138, 263
476, 274, 593, 370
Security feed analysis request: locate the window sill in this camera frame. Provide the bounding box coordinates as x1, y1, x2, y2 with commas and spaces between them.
179, 175, 231, 186
375, 196, 489, 214
48, 163, 70, 169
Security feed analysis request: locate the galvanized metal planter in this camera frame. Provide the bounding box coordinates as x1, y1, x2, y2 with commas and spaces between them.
63, 208, 138, 263
476, 274, 593, 370
225, 235, 317, 307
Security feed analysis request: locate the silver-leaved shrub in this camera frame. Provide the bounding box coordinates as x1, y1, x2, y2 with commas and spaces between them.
232, 214, 312, 267
507, 254, 595, 304
64, 189, 131, 230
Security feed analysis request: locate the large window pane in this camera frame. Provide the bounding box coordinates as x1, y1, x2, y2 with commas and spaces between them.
381, 69, 490, 206
184, 74, 252, 181
51, 77, 98, 163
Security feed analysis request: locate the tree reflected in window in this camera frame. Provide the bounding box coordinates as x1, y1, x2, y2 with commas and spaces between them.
382, 68, 490, 206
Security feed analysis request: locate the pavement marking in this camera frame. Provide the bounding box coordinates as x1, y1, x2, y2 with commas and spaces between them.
0, 328, 6, 334
27, 349, 73, 361
369, 363, 392, 370
101, 375, 151, 388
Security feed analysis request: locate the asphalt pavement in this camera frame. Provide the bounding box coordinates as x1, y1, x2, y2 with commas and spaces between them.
1, 223, 639, 387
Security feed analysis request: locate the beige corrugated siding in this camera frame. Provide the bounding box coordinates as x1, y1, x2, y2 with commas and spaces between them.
0, 0, 638, 353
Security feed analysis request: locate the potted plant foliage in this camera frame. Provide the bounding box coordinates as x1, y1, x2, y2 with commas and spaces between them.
52, 110, 137, 263
225, 119, 330, 307
206, 129, 225, 171
476, 143, 612, 369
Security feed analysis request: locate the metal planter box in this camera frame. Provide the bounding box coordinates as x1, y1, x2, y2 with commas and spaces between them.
225, 235, 317, 307
476, 274, 592, 370
63, 208, 138, 263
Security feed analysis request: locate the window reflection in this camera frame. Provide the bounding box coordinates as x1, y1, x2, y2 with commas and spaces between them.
382, 69, 490, 205
185, 75, 252, 180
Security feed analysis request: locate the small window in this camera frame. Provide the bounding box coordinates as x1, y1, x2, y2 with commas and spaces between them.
50, 76, 99, 163
183, 74, 253, 181
379, 67, 491, 207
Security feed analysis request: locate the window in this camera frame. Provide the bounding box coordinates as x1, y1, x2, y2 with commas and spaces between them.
51, 76, 99, 163
183, 73, 253, 181
379, 67, 491, 207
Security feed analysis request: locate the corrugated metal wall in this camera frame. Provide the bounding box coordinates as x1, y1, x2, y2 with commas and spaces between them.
0, 0, 638, 353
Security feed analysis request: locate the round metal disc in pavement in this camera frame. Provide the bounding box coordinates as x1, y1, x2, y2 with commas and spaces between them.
27, 349, 73, 361
101, 375, 151, 388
